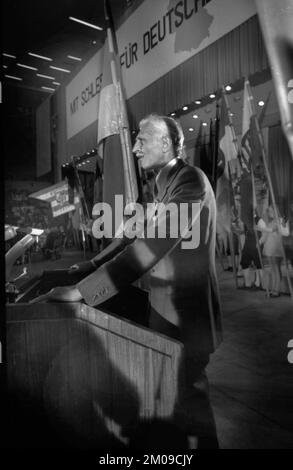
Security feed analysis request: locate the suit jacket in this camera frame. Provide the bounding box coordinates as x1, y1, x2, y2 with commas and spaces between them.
77, 158, 223, 358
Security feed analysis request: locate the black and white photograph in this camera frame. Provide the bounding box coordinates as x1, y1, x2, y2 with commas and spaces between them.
1, 0, 293, 454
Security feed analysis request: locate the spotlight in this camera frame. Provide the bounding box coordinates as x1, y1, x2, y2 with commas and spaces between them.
195, 100, 201, 105
182, 106, 188, 111
209, 93, 216, 99
171, 112, 176, 116
225, 85, 232, 91
188, 128, 194, 132
258, 100, 265, 107
192, 114, 198, 119
202, 122, 208, 126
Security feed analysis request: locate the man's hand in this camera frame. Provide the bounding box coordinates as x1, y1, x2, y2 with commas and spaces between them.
30, 286, 83, 303
68, 260, 97, 274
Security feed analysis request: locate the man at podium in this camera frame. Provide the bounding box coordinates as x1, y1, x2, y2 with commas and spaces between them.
32, 114, 223, 449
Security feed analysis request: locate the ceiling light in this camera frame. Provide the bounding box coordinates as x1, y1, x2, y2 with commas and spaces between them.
67, 55, 82, 61
192, 114, 198, 119
17, 63, 38, 71
37, 73, 55, 80
225, 85, 232, 91
202, 122, 208, 126
3, 53, 16, 58
41, 86, 55, 92
189, 128, 194, 132
170, 112, 176, 116
258, 100, 265, 107
69, 16, 103, 31
195, 100, 201, 105
28, 52, 53, 61
50, 66, 71, 73
209, 93, 216, 99
182, 106, 188, 111
229, 112, 234, 117
92, 40, 97, 45
53, 82, 60, 85
5, 74, 22, 81
3, 65, 8, 69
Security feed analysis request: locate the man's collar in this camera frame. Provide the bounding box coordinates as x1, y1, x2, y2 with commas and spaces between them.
155, 157, 184, 201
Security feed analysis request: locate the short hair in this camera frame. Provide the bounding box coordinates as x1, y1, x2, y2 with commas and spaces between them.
140, 114, 185, 158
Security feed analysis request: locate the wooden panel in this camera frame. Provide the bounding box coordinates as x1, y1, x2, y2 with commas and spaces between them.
6, 302, 183, 448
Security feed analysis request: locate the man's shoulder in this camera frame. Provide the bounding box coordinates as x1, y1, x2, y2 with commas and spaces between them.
174, 161, 209, 188
166, 160, 214, 204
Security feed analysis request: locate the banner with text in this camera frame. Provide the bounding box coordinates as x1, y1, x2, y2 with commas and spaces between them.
66, 0, 256, 139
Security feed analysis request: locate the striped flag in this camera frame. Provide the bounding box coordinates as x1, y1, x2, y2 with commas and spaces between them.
241, 80, 270, 227
29, 181, 80, 218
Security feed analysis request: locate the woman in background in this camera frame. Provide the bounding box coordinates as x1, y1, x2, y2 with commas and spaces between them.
260, 205, 290, 297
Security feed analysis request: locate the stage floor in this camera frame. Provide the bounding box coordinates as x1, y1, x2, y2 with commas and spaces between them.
208, 267, 293, 449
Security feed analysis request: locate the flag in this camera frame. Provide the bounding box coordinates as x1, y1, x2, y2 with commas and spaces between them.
241, 80, 270, 226
216, 95, 238, 233
193, 120, 203, 167
98, 0, 138, 233
255, 0, 293, 161
29, 181, 80, 218
212, 104, 220, 190
199, 121, 212, 182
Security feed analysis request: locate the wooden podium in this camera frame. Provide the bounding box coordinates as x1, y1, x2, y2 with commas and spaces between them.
5, 271, 184, 449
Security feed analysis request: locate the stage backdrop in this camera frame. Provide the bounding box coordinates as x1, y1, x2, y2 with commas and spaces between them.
65, 0, 256, 140
36, 97, 51, 176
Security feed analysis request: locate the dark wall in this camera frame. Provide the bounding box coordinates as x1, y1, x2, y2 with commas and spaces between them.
3, 84, 50, 181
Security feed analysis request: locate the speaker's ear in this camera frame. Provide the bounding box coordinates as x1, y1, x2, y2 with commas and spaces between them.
162, 135, 171, 152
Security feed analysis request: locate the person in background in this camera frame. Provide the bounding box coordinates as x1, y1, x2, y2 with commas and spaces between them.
259, 205, 290, 297
240, 212, 264, 290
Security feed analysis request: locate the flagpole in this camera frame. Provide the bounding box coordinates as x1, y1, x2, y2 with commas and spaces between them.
246, 80, 293, 302
226, 163, 239, 289
221, 89, 242, 289
104, 0, 138, 206
250, 158, 270, 298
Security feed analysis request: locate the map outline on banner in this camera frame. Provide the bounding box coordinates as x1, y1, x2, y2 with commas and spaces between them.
66, 0, 257, 139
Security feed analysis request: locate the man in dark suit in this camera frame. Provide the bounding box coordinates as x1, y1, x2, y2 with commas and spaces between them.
33, 114, 223, 448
